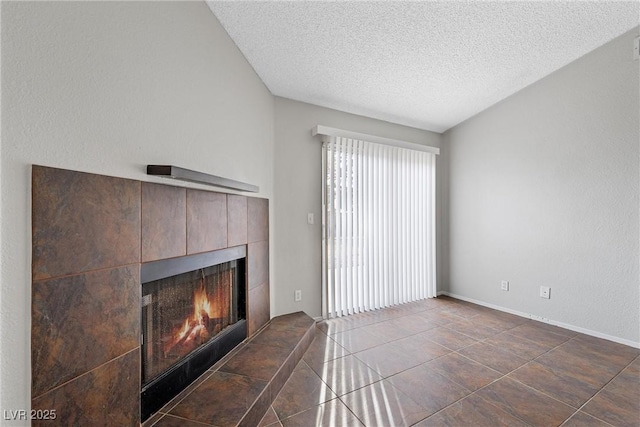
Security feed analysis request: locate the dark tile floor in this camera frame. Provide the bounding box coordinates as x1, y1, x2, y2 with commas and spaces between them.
261, 297, 640, 427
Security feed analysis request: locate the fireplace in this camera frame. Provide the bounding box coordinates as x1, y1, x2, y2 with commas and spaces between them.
140, 246, 247, 421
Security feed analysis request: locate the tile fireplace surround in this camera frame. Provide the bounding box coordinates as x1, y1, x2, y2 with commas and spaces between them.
31, 165, 271, 425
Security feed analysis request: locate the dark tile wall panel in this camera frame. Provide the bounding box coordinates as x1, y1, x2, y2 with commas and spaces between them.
227, 195, 248, 247
248, 240, 269, 290
32, 165, 140, 281
248, 282, 270, 336
32, 265, 140, 398
248, 198, 269, 244
187, 189, 227, 254
32, 349, 140, 427
142, 183, 187, 262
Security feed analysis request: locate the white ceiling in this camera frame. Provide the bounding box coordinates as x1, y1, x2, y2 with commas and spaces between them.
207, 1, 639, 133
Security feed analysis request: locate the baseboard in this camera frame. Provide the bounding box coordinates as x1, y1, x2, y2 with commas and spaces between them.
439, 291, 640, 349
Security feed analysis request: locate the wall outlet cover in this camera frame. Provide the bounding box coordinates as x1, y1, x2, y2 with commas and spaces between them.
540, 286, 551, 299
501, 280, 509, 291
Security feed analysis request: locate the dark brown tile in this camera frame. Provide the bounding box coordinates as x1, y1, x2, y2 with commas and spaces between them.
417, 327, 477, 350
32, 349, 139, 427
387, 365, 470, 416
316, 354, 383, 396
303, 334, 349, 373
186, 189, 227, 254
238, 381, 272, 427
444, 319, 501, 340
425, 353, 501, 391
220, 342, 290, 381
354, 342, 423, 378
32, 265, 140, 397
32, 165, 140, 280
248, 282, 270, 337
332, 327, 389, 353
484, 331, 555, 360
474, 377, 575, 426
458, 342, 529, 374
509, 361, 600, 408
535, 347, 623, 389
272, 361, 336, 420
341, 380, 431, 427
258, 406, 280, 427
561, 411, 613, 427
270, 352, 298, 400
248, 240, 269, 289
153, 414, 215, 426
269, 311, 315, 330
248, 197, 269, 243
414, 393, 530, 427
471, 311, 529, 332
582, 364, 640, 427
280, 398, 364, 427
169, 371, 268, 426
251, 323, 309, 351
391, 333, 451, 364
415, 309, 465, 326
141, 182, 186, 262
507, 322, 571, 348
557, 336, 640, 371
227, 194, 248, 247
385, 314, 438, 335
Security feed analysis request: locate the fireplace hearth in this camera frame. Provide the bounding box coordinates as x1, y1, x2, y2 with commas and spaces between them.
140, 246, 247, 421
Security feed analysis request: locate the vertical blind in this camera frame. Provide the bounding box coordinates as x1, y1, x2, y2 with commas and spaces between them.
322, 136, 437, 318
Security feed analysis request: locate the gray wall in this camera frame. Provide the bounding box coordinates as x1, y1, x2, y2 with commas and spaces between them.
273, 97, 443, 318
444, 28, 639, 345
1, 2, 274, 416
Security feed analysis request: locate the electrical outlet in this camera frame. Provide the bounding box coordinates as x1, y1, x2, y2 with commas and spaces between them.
540, 286, 550, 299
294, 290, 302, 302
501, 280, 509, 291
307, 213, 314, 225
634, 36, 639, 60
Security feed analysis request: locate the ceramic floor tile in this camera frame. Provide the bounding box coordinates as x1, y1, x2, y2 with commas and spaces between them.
509, 361, 600, 408
332, 327, 390, 353
417, 327, 478, 351
458, 342, 529, 374
444, 319, 502, 340
219, 343, 292, 381
280, 399, 364, 427
316, 354, 383, 396
414, 393, 530, 427
557, 336, 640, 371
302, 333, 349, 373
152, 414, 215, 427
535, 347, 622, 389
582, 365, 640, 427
354, 342, 423, 378
474, 377, 575, 426
168, 371, 268, 426
341, 380, 431, 427
386, 365, 470, 416
272, 361, 336, 420
258, 407, 280, 427
507, 322, 572, 348
561, 411, 614, 427
485, 330, 556, 360
389, 333, 451, 364
426, 352, 502, 391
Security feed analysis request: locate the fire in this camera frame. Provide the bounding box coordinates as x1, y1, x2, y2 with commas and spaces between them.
167, 283, 216, 354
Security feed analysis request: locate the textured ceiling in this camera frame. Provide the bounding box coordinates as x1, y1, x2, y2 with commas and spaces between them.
207, 1, 639, 133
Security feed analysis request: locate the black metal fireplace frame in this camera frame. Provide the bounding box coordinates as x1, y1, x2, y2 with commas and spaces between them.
140, 245, 248, 421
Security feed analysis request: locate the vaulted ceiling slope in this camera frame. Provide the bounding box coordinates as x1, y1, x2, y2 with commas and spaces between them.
207, 1, 639, 133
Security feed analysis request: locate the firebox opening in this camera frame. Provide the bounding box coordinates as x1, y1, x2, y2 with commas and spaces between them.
140, 246, 247, 421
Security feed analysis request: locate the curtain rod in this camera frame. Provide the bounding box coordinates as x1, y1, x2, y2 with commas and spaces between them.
311, 125, 440, 155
